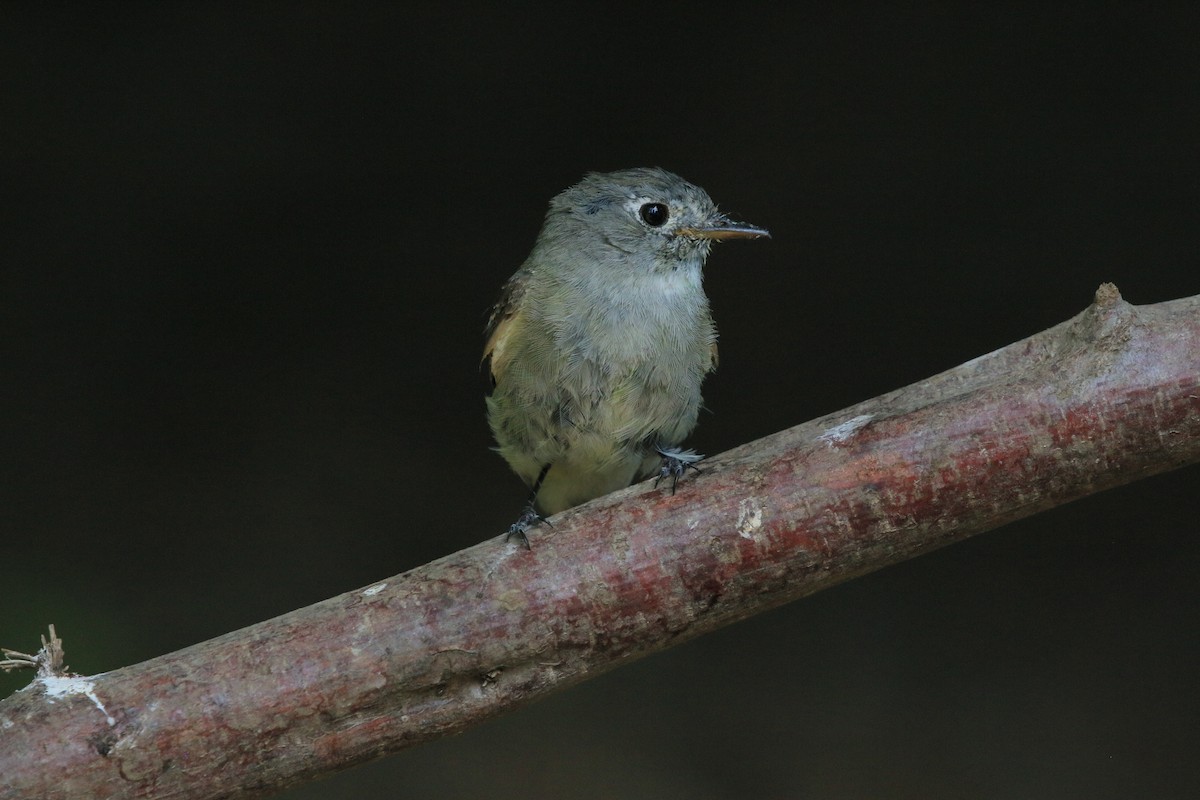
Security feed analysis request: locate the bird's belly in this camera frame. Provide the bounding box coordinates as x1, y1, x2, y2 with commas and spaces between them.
489, 363, 701, 506
489, 309, 710, 513
588, 370, 701, 445
532, 439, 646, 515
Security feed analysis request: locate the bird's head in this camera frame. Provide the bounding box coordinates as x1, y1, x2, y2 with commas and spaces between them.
540, 167, 769, 275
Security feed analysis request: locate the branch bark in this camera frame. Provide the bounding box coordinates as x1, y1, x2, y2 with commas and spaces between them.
3, 284, 1198, 799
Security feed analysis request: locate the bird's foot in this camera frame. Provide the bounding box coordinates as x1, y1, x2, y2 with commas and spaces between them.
505, 504, 551, 549
654, 447, 705, 495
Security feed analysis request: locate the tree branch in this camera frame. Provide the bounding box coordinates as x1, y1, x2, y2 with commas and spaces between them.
2, 284, 1198, 800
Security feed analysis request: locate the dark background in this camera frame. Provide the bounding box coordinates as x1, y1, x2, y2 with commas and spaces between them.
3, 4, 1198, 798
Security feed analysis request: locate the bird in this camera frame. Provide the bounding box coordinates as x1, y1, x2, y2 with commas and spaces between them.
483, 167, 769, 545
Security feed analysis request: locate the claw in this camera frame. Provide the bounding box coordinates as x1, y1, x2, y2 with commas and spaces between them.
503, 463, 553, 550
654, 446, 705, 495
504, 504, 551, 549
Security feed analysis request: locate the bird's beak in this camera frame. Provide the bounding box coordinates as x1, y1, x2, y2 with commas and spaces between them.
678, 213, 770, 241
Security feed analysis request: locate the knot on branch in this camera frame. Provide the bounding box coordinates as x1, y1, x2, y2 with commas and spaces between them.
1094, 282, 1123, 307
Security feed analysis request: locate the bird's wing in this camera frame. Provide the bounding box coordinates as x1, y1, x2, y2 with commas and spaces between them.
482, 269, 531, 388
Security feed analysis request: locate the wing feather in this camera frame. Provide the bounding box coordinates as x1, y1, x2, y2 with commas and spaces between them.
482, 270, 531, 387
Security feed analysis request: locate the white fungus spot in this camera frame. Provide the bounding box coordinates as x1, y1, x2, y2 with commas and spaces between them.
818, 414, 874, 447
737, 498, 764, 539
40, 675, 116, 726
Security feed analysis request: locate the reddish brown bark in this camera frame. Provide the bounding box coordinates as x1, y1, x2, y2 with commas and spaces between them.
2, 285, 1198, 799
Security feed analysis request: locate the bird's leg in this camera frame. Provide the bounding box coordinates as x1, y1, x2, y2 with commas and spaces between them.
654, 446, 705, 495
505, 506, 541, 550
505, 463, 553, 549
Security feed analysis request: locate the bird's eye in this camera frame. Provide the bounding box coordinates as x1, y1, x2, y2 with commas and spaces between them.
639, 202, 669, 227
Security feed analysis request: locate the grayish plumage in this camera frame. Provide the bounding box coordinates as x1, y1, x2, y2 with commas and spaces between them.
483, 168, 768, 532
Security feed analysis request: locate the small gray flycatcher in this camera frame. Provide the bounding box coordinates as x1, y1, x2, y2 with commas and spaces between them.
484, 167, 769, 545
